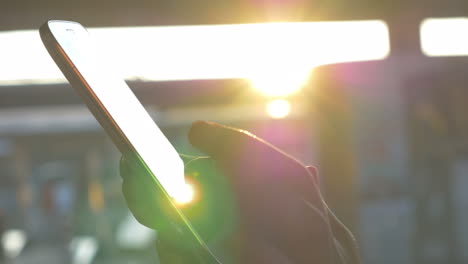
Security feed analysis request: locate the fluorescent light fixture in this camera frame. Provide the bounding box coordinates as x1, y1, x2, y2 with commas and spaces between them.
421, 17, 468, 56
0, 21, 389, 86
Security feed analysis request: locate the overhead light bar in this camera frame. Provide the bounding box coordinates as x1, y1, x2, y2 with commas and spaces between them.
420, 17, 468, 57
0, 21, 389, 86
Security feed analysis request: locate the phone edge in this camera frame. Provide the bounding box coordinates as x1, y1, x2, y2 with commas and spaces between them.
39, 20, 221, 264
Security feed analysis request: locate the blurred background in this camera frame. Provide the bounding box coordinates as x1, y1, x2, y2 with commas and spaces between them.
1, 0, 468, 263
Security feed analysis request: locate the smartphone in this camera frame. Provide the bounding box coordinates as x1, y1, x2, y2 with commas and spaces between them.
40, 20, 219, 263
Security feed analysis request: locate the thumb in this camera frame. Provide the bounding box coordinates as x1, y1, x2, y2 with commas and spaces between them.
189, 121, 302, 170
188, 120, 320, 206
188, 120, 259, 161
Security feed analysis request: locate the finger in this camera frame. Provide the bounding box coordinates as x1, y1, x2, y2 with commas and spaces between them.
189, 121, 323, 222
189, 122, 335, 261
188, 120, 258, 161
120, 155, 168, 230
188, 121, 307, 175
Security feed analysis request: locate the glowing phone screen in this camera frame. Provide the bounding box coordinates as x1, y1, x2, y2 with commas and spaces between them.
47, 21, 184, 197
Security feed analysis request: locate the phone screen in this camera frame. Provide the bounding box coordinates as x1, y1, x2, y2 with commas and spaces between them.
46, 21, 185, 197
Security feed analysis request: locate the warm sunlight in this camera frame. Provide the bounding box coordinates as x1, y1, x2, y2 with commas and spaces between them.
0, 21, 389, 86
266, 99, 291, 119
420, 17, 468, 56
173, 182, 195, 205
249, 66, 311, 96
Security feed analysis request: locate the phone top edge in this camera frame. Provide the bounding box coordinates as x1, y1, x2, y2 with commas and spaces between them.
40, 21, 137, 155
45, 20, 88, 32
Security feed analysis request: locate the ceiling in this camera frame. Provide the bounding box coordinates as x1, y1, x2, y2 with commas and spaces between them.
0, 0, 467, 111
1, 0, 467, 31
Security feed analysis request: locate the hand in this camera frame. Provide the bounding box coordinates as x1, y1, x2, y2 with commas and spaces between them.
187, 121, 335, 264
120, 121, 359, 264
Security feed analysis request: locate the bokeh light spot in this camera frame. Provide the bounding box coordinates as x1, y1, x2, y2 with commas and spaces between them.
173, 182, 195, 205
266, 99, 291, 119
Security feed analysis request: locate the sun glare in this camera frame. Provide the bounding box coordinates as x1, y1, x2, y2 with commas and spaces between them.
266, 99, 291, 119
173, 182, 195, 205
249, 66, 310, 97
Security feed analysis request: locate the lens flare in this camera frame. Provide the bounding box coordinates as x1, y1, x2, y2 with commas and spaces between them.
173, 182, 195, 205
266, 99, 291, 119
249, 67, 310, 97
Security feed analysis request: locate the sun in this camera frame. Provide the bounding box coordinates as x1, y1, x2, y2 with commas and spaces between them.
173, 182, 195, 205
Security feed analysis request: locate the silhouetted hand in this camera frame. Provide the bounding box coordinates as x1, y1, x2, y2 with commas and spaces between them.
120, 121, 359, 264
